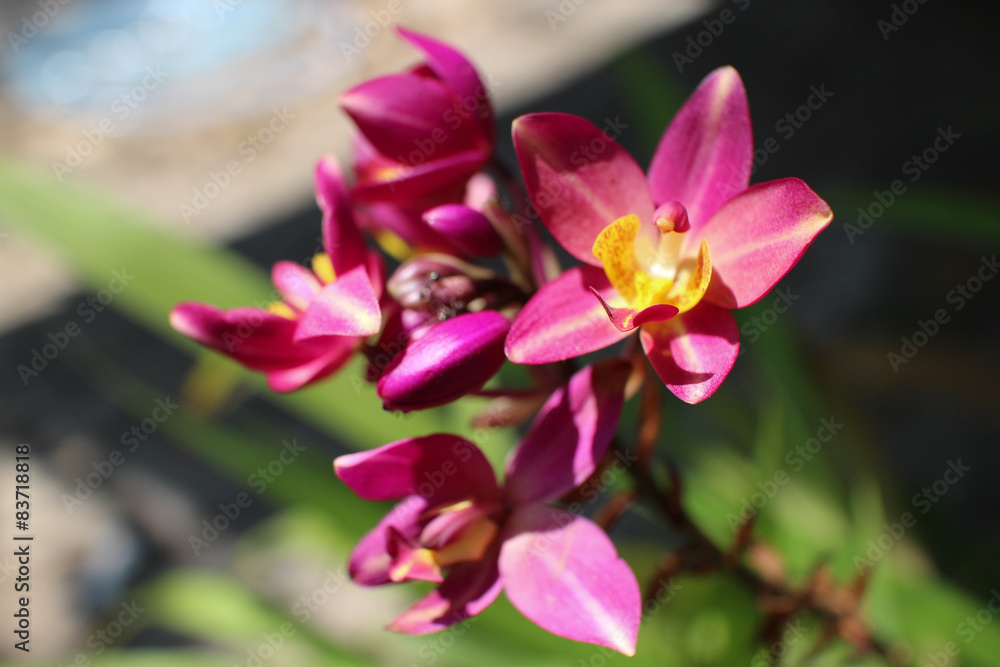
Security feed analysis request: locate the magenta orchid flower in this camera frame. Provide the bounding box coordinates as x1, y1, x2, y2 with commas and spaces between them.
342, 28, 494, 204
170, 156, 382, 392
335, 361, 641, 654
505, 67, 833, 403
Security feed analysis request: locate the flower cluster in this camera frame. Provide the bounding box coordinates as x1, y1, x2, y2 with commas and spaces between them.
171, 28, 832, 654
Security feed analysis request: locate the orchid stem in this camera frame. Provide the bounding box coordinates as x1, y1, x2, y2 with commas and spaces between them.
620, 439, 903, 664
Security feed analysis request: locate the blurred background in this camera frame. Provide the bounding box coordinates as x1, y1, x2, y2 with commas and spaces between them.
1, 0, 998, 665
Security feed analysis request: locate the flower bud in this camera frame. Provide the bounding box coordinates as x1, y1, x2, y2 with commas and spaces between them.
377, 311, 510, 412
423, 204, 504, 257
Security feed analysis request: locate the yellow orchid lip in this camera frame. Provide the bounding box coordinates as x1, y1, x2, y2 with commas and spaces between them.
592, 213, 711, 317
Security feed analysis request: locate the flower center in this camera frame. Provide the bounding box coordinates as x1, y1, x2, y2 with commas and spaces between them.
592, 202, 711, 316
386, 498, 499, 583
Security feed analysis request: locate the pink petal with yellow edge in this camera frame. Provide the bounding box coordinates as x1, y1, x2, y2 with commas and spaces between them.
271, 261, 320, 311
690, 178, 834, 309
504, 359, 630, 505
640, 302, 739, 404
648, 66, 752, 230
499, 505, 640, 655
396, 27, 494, 142
590, 289, 678, 332
349, 496, 428, 586
334, 434, 499, 504
505, 265, 630, 364
315, 156, 369, 274
293, 266, 381, 340
340, 74, 481, 159
387, 547, 502, 635
513, 113, 653, 265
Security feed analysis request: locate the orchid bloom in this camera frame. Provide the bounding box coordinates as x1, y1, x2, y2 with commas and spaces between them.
505, 67, 833, 403
335, 361, 641, 654
342, 28, 495, 204
170, 157, 382, 391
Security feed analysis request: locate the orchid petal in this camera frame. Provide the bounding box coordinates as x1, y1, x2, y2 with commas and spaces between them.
352, 150, 486, 205
499, 505, 640, 655
294, 265, 381, 340
504, 359, 630, 505
505, 265, 630, 364
270, 261, 320, 311
315, 156, 372, 277
691, 178, 834, 308
648, 66, 752, 230
341, 74, 481, 159
265, 336, 359, 392
170, 303, 326, 371
334, 434, 499, 504
377, 311, 510, 412
513, 113, 654, 265
640, 302, 739, 404
349, 496, 429, 586
387, 548, 502, 634
396, 27, 494, 142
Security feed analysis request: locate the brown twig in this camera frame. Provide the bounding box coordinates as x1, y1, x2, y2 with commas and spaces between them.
622, 441, 904, 664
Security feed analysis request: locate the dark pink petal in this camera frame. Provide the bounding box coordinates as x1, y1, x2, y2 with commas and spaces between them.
315, 156, 369, 274
640, 302, 739, 404
349, 496, 428, 586
505, 265, 630, 364
590, 288, 679, 332
513, 113, 653, 265
265, 336, 359, 392
690, 178, 834, 309
334, 434, 499, 504
396, 27, 494, 143
387, 546, 502, 634
352, 150, 486, 206
294, 266, 381, 340
648, 66, 752, 231
271, 261, 320, 311
499, 505, 641, 655
170, 303, 326, 371
377, 311, 510, 412
340, 74, 481, 160
504, 360, 630, 505
423, 204, 504, 257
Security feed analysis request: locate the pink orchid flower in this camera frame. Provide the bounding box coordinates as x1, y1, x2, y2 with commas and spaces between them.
335, 361, 641, 654
505, 67, 833, 403
342, 28, 495, 204
170, 157, 382, 392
